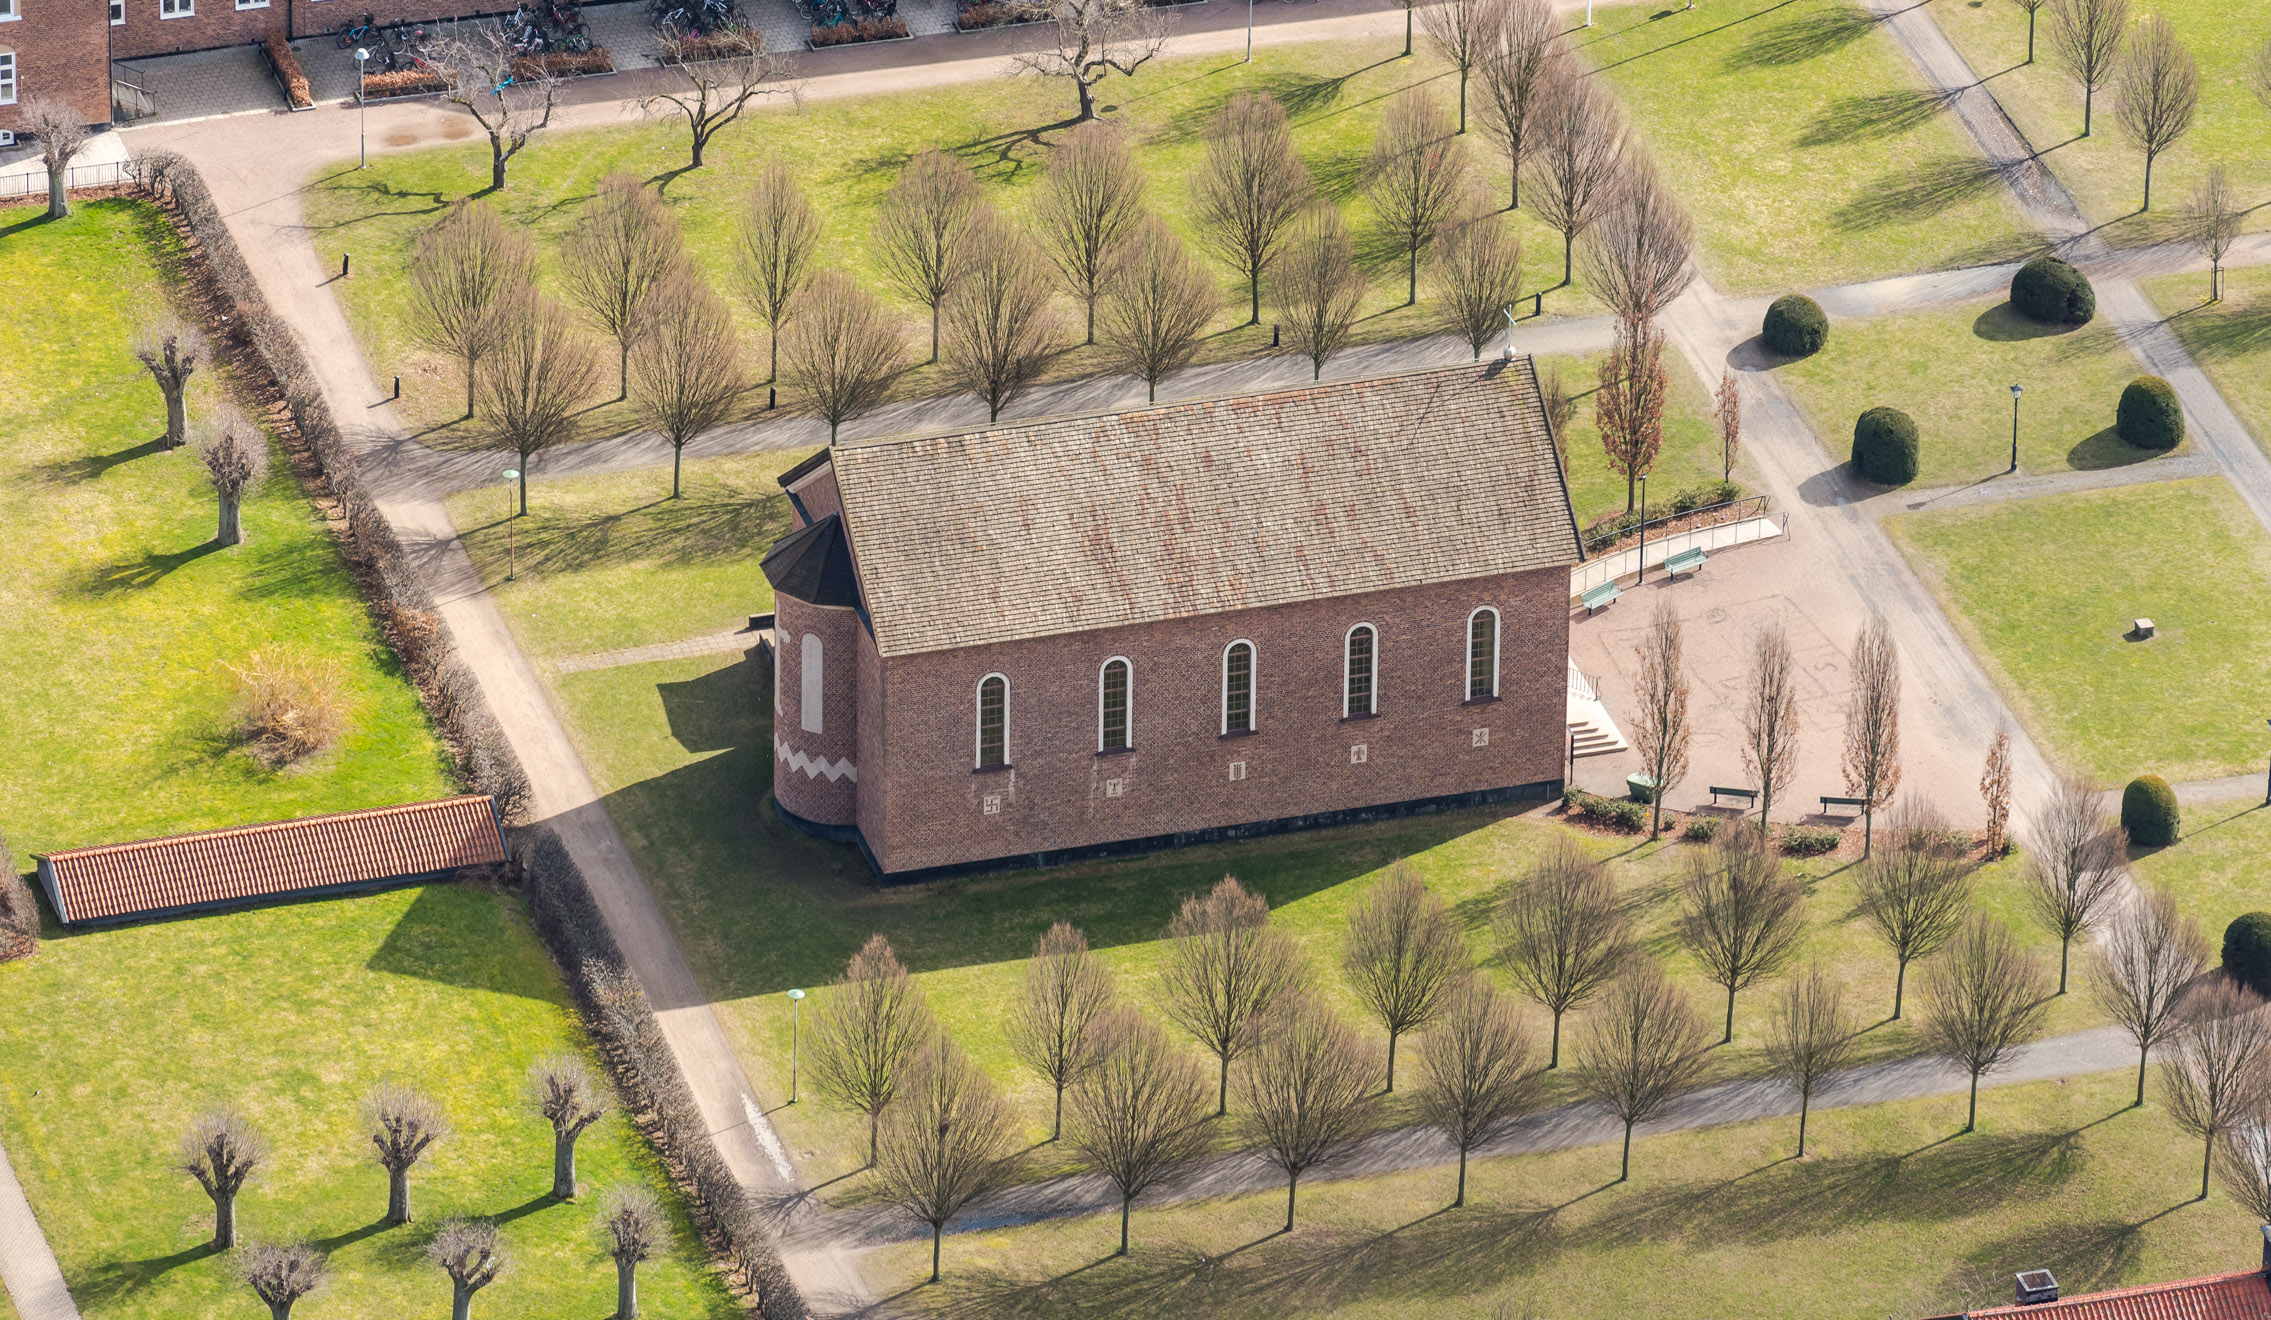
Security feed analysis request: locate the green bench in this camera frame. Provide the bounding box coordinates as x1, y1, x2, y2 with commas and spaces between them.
1581, 581, 1623, 614
1820, 795, 1867, 816
1665, 547, 1709, 578
1710, 785, 1758, 808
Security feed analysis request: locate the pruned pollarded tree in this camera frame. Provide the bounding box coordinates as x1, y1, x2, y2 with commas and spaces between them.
1097, 216, 1219, 402
2046, 0, 2131, 138
808, 933, 936, 1166
1066, 1007, 1211, 1255
409, 201, 538, 420
1526, 64, 1625, 292
1429, 203, 1524, 360
1012, 0, 1172, 123
2164, 978, 2271, 1200
365, 1083, 448, 1225
1741, 619, 1801, 832
1476, 0, 1563, 209
1919, 915, 2050, 1133
1677, 825, 1807, 1044
191, 405, 271, 549
1273, 204, 1367, 382
1342, 861, 1468, 1091
2022, 774, 2128, 995
478, 287, 601, 516
1630, 599, 1691, 840
941, 208, 1066, 423
877, 1035, 1019, 1284
1981, 729, 2015, 859
1235, 991, 1381, 1232
735, 160, 824, 385
628, 268, 744, 501
1762, 964, 1856, 1158
779, 271, 909, 442
560, 173, 686, 400
1572, 958, 1709, 1182
178, 1108, 265, 1249
1498, 837, 1633, 1067
18, 98, 88, 220
432, 26, 560, 192
1160, 875, 1303, 1116
1008, 921, 1117, 1141
1418, 0, 1507, 134
2013, 0, 2048, 63
1577, 157, 1694, 334
1414, 977, 1538, 1207
875, 150, 983, 364
1856, 798, 1978, 1019
1367, 89, 1471, 306
2190, 166, 2241, 303
2092, 885, 2208, 1107
597, 1184, 667, 1319
1034, 119, 1147, 345
1192, 92, 1315, 326
2113, 15, 2198, 210
132, 316, 206, 450
235, 1242, 327, 1320
1712, 369, 1741, 481
427, 1219, 506, 1320
1840, 615, 1902, 855
639, 35, 796, 171
527, 1053, 608, 1200
1596, 320, 1668, 512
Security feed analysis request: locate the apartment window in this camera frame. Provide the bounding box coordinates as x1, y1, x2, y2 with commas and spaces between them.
236, 0, 271, 10
1467, 608, 1500, 701
975, 674, 1008, 769
1099, 658, 1131, 752
1344, 625, 1377, 718
1222, 641, 1255, 734
0, 50, 13, 105
799, 634, 823, 734
159, 0, 192, 18
0, 1, 17, 22
111, 0, 125, 25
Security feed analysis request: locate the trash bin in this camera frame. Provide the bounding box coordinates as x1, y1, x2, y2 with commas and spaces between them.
1626, 773, 1659, 804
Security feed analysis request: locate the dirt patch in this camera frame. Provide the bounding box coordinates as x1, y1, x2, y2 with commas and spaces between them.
440, 119, 475, 140
382, 130, 421, 147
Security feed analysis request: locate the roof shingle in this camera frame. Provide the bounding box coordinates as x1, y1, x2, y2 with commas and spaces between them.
1966, 1270, 2271, 1320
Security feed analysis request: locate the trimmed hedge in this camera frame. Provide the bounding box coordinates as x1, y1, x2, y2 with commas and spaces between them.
810, 15, 907, 43
1563, 789, 1647, 832
263, 33, 312, 108
1852, 407, 1920, 484
2120, 774, 2179, 847
2224, 912, 2271, 998
1762, 294, 1828, 356
2011, 254, 2095, 326
1780, 825, 1841, 857
1682, 817, 1721, 843
2116, 376, 2183, 451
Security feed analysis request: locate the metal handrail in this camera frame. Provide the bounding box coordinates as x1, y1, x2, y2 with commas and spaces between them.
1583, 494, 1768, 554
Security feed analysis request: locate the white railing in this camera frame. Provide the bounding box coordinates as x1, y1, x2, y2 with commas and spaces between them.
1570, 511, 1790, 597
0, 158, 143, 200
1566, 659, 1596, 701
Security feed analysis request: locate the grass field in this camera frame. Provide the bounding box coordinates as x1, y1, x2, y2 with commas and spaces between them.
2132, 797, 2271, 943
2141, 266, 2271, 459
1580, 0, 2035, 294
1889, 477, 2271, 783
1775, 293, 2162, 486
1540, 349, 1736, 529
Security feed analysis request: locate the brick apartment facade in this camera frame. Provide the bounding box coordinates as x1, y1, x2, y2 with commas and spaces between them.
761, 361, 1587, 881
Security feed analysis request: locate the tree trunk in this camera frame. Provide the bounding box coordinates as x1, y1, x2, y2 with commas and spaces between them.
619, 342, 630, 401
1863, 806, 1873, 857
214, 1191, 239, 1248
1548, 1009, 1563, 1068
1076, 74, 1097, 124
1248, 266, 1262, 326
1892, 958, 1907, 1020
388, 1166, 413, 1224
1453, 1148, 1468, 1208
163, 385, 188, 449
1402, 6, 1412, 55
691, 125, 708, 169
48, 166, 70, 220
929, 1224, 943, 1283
1085, 296, 1096, 346
869, 1111, 880, 1167
1965, 1073, 1978, 1133
518, 467, 529, 517
672, 445, 685, 500
466, 359, 479, 420
1052, 1084, 1064, 1142
491, 136, 509, 191
1457, 70, 1468, 134
1385, 1030, 1399, 1092
2142, 154, 2154, 212
1118, 1194, 1132, 1255
2135, 1042, 2149, 1108
553, 1132, 579, 1199
1561, 232, 1573, 288
1508, 167, 1519, 210
217, 491, 245, 547
1722, 985, 1736, 1044
1626, 471, 1635, 512
1217, 1056, 1230, 1117
268, 1301, 294, 1320
617, 1257, 639, 1318
929, 303, 941, 364
2058, 937, 2071, 995
1407, 247, 1419, 306
2202, 1131, 2215, 1200
2082, 86, 2093, 138
1796, 1096, 1809, 1158
1284, 1171, 1299, 1232
452, 1283, 473, 1320
768, 326, 781, 384
1618, 1120, 1633, 1181
2026, 8, 2036, 62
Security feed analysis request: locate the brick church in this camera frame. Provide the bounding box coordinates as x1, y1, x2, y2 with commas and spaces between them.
761, 360, 1586, 881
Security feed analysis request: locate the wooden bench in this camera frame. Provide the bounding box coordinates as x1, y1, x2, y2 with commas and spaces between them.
1581, 581, 1623, 614
1820, 795, 1867, 816
1665, 547, 1709, 578
1709, 785, 1758, 808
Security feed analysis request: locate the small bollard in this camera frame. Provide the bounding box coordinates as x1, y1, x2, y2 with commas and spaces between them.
342, 252, 351, 279
1271, 324, 1280, 348
768, 386, 776, 411
1534, 291, 1542, 317
392, 375, 401, 400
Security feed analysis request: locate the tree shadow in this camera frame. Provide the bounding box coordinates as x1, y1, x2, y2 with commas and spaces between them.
2067, 425, 2157, 471
1724, 1, 1879, 69
2158, 299, 2271, 367
366, 883, 563, 1000
1833, 158, 2003, 232
29, 435, 171, 484
309, 1218, 393, 1254
1310, 145, 1373, 203
949, 114, 1087, 183
1583, 0, 1801, 74
69, 540, 226, 596
1797, 88, 1952, 148
1971, 301, 2071, 343
657, 651, 763, 754
300, 177, 450, 230
69, 1243, 217, 1306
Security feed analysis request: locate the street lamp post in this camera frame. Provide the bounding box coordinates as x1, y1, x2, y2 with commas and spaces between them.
1500, 303, 1518, 360
355, 48, 370, 169
2008, 383, 2023, 474
502, 469, 519, 581
786, 988, 806, 1103
1245, 0, 1253, 62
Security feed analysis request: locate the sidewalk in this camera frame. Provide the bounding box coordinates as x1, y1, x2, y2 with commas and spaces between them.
0, 1136, 78, 1320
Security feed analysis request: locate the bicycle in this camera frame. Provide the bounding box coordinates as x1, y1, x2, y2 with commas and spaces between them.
335, 11, 377, 48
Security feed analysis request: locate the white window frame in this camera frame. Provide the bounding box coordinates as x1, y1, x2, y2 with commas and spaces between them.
1343, 623, 1379, 718
798, 634, 823, 734
159, 0, 191, 18
975, 673, 1009, 769
0, 50, 14, 106
1221, 640, 1257, 735
0, 0, 19, 24
1466, 607, 1501, 701
1097, 657, 1132, 753
235, 0, 270, 10
110, 0, 125, 25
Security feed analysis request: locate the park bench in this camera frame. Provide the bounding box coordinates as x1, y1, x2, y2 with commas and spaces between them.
1665, 547, 1709, 578
1820, 795, 1867, 816
1709, 785, 1758, 808
1581, 581, 1623, 614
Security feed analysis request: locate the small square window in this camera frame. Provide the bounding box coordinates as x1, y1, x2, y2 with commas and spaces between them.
1227, 761, 1247, 782
1350, 744, 1369, 765
235, 0, 268, 10
1104, 779, 1125, 799
159, 0, 191, 17
110, 0, 125, 23
1472, 728, 1490, 747
0, 0, 18, 22
982, 794, 1001, 816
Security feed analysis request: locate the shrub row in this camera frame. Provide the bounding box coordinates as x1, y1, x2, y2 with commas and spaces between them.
1580, 479, 1746, 548
659, 29, 766, 61
262, 33, 313, 109
955, 0, 1040, 27
1562, 788, 1647, 832
1778, 825, 1840, 857
361, 68, 448, 97
810, 15, 908, 43
0, 829, 34, 963
517, 49, 614, 78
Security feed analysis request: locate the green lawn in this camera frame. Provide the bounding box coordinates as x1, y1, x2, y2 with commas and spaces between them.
1539, 349, 1735, 530
2132, 797, 2271, 942
1933, 0, 2271, 246
2141, 266, 2271, 459
1775, 293, 2162, 487
1580, 0, 2035, 295
1890, 477, 2271, 783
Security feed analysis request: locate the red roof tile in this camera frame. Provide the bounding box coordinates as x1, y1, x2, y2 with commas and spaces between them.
1968, 1270, 2271, 1320
36, 796, 507, 924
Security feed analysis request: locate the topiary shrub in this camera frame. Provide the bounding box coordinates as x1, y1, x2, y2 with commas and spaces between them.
1762, 294, 1829, 357
2011, 254, 2096, 326
2224, 913, 2271, 997
1852, 407, 1920, 485
2116, 376, 2184, 451
1683, 817, 1722, 843
2120, 774, 2180, 847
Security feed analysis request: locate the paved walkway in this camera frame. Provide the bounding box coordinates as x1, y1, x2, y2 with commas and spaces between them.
0, 1137, 78, 1320
555, 627, 768, 674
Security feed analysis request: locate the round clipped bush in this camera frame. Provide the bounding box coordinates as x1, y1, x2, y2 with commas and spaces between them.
2116, 376, 2184, 451
2120, 774, 2180, 847
2010, 254, 2096, 326
2225, 913, 2271, 997
1762, 294, 1829, 356
1852, 407, 1920, 484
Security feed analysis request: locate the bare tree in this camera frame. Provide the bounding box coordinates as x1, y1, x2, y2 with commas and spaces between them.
1430, 204, 1524, 360
629, 269, 743, 500
527, 1053, 608, 1200
2164, 979, 2271, 1199
1712, 369, 1741, 481
597, 1185, 667, 1319
2217, 1119, 2271, 1224
942, 209, 1065, 422
1034, 120, 1147, 344
1192, 92, 1315, 326
1578, 159, 1694, 333
427, 1220, 506, 1320
639, 36, 795, 170
433, 27, 561, 191
1920, 915, 2050, 1133
1235, 991, 1381, 1231
2046, 0, 2131, 138
1526, 67, 1625, 291
1161, 875, 1303, 1116
2014, 0, 2048, 63
2114, 16, 2198, 210
1499, 838, 1632, 1067
1414, 978, 1538, 1206
478, 288, 601, 516
808, 933, 936, 1166
1012, 0, 1172, 123
1368, 89, 1471, 306
1679, 826, 1807, 1043
1419, 0, 1507, 134
132, 316, 205, 450
17, 98, 87, 220
2023, 775, 2129, 995
1475, 0, 1563, 209
560, 173, 685, 399
235, 1242, 327, 1320
1741, 620, 1802, 831
2093, 885, 2209, 1107
2253, 38, 2271, 127
1097, 216, 1219, 402
1008, 921, 1117, 1141
192, 405, 271, 548
736, 160, 824, 384
365, 1083, 448, 1225
178, 1109, 264, 1248
1856, 799, 1978, 1019
1573, 959, 1709, 1181
1981, 730, 2015, 859
1342, 862, 1468, 1090
1596, 320, 1669, 512
409, 202, 536, 420
877, 1036, 1019, 1284
2189, 166, 2241, 303
1066, 1007, 1212, 1255
1841, 616, 1902, 855
1630, 600, 1691, 839
1763, 964, 1856, 1157
875, 150, 983, 364
1273, 204, 1367, 381
779, 271, 908, 442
